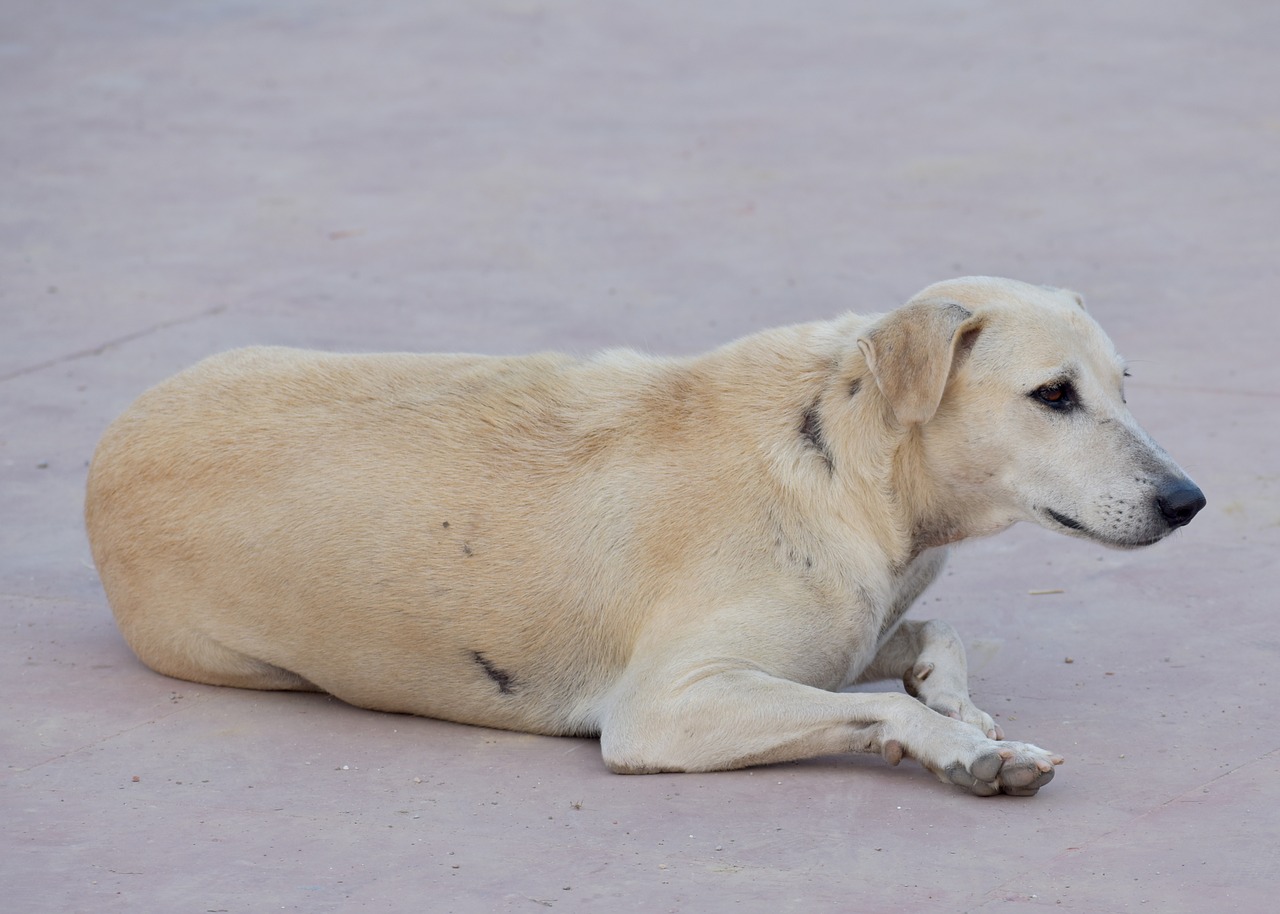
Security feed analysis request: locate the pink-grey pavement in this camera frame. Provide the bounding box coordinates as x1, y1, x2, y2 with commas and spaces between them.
3, 2, 1278, 912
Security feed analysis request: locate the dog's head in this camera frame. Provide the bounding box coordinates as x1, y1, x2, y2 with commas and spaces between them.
857, 276, 1205, 549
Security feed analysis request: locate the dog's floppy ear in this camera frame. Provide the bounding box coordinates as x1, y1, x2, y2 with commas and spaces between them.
857, 299, 976, 426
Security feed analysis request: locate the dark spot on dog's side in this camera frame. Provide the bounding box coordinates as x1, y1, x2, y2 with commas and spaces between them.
471, 651, 517, 694
849, 378, 862, 398
462, 542, 473, 556
800, 402, 834, 474
442, 521, 450, 529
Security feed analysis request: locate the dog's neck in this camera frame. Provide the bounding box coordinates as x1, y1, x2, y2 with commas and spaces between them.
709, 320, 1002, 570
815, 357, 997, 565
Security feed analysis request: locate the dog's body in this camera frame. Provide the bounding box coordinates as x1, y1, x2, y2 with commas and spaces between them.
85, 277, 1203, 795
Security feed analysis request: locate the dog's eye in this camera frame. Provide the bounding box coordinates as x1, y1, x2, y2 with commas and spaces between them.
1031, 382, 1076, 411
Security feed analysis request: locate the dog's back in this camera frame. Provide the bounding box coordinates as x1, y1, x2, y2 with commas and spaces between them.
84, 334, 837, 735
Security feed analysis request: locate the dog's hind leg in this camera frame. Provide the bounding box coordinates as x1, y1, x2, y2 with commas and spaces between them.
119, 616, 321, 692
857, 619, 1003, 740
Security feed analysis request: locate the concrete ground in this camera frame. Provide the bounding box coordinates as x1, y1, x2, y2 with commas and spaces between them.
3, 1, 1277, 911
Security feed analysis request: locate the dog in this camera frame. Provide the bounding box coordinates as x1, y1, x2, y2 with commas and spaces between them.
85, 276, 1204, 796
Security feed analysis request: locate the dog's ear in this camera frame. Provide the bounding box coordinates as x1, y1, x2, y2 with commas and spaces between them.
857, 300, 977, 426
1041, 284, 1087, 310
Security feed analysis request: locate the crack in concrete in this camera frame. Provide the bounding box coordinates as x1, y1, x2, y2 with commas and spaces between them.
6, 695, 207, 777
0, 304, 228, 383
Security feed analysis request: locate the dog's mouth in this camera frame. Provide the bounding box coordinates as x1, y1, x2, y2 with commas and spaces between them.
1041, 507, 1165, 549
1044, 508, 1085, 532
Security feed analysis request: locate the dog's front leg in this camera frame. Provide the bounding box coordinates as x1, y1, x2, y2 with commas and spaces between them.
850, 548, 1003, 739
857, 619, 1003, 739
599, 666, 1060, 795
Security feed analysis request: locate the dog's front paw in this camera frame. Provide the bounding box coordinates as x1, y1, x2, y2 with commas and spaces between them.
904, 661, 1003, 740
940, 741, 1063, 797
882, 721, 1064, 797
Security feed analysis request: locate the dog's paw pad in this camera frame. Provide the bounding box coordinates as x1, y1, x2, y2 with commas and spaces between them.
1002, 785, 1041, 798
882, 739, 905, 767
996, 744, 1063, 793
998, 757, 1053, 790
949, 743, 1063, 796
944, 762, 999, 796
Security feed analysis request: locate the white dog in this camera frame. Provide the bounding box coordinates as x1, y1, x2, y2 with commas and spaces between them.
85, 277, 1204, 796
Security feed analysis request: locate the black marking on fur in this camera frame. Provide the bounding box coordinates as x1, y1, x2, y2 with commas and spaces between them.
461, 542, 473, 556
800, 402, 834, 474
1045, 508, 1085, 532
849, 378, 862, 398
471, 651, 516, 694
442, 520, 450, 529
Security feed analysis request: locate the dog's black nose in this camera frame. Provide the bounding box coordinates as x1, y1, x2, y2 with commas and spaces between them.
1156, 480, 1206, 529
